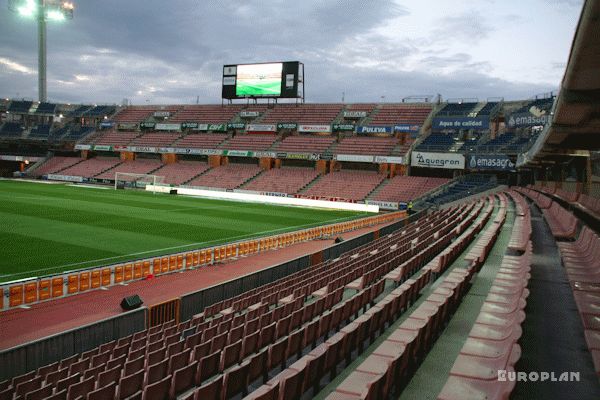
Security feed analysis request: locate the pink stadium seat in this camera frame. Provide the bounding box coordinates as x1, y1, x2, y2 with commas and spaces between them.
303, 170, 385, 201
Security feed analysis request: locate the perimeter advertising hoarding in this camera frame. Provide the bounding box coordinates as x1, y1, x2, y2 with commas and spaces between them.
298, 124, 331, 133
357, 126, 393, 135
467, 154, 516, 171
394, 124, 421, 133
411, 151, 465, 169
506, 112, 551, 128
222, 61, 302, 99
432, 116, 490, 132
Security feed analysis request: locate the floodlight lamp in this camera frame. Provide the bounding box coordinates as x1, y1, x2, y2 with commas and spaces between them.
47, 10, 65, 21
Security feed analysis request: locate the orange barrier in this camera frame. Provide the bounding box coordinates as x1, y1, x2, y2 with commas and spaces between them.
114, 266, 124, 283
9, 285, 23, 307
169, 256, 177, 271
101, 268, 111, 286
24, 282, 37, 304
143, 261, 151, 276
186, 253, 193, 268
52, 278, 63, 298
177, 255, 183, 270
134, 262, 143, 279
79, 272, 90, 291
67, 275, 79, 294
39, 279, 51, 301
91, 271, 101, 289
161, 257, 169, 274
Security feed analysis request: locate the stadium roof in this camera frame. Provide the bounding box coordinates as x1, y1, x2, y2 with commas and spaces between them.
526, 0, 600, 164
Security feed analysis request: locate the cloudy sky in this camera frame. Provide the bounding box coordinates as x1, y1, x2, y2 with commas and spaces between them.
0, 0, 584, 105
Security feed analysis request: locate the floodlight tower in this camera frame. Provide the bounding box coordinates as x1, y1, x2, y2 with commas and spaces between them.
8, 0, 74, 102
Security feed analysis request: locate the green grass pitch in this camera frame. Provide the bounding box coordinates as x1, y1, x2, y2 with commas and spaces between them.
0, 180, 369, 282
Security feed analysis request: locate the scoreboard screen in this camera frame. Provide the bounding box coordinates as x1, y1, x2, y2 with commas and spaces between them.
222, 61, 303, 100
236, 63, 282, 97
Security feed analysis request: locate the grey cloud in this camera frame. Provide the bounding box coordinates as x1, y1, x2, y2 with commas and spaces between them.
0, 1, 563, 104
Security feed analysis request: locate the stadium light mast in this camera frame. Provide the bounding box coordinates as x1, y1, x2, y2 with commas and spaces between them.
8, 0, 74, 102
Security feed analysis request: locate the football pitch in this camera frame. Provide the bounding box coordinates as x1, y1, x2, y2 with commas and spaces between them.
0, 180, 368, 282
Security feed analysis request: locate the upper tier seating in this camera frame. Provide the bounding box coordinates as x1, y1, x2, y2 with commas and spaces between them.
32, 157, 83, 176
260, 104, 343, 124
61, 126, 95, 142
372, 176, 450, 202
59, 157, 121, 178
95, 159, 162, 180
0, 122, 24, 137
274, 136, 335, 153
7, 100, 32, 113
303, 170, 385, 201
437, 102, 478, 116
475, 101, 498, 115
129, 133, 182, 147
67, 105, 92, 117
242, 167, 319, 194
369, 104, 432, 126
85, 105, 116, 117
35, 102, 57, 114
112, 106, 180, 124
93, 131, 140, 146
334, 137, 399, 156
28, 125, 52, 139
169, 105, 242, 123
416, 133, 456, 151
152, 161, 211, 186
173, 134, 228, 149
187, 164, 261, 190
221, 134, 277, 151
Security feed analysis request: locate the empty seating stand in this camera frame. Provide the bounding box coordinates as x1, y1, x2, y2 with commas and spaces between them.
303, 171, 385, 201
515, 188, 578, 240
437, 198, 532, 400
187, 164, 262, 190
557, 226, 600, 376
32, 157, 83, 177
242, 167, 319, 195
151, 162, 210, 186
372, 176, 450, 203
1, 197, 491, 400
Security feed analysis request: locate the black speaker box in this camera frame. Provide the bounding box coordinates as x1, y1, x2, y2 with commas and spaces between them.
334, 237, 344, 243
121, 294, 143, 311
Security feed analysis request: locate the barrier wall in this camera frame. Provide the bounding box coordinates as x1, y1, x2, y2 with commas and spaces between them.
1, 210, 404, 312
0, 308, 145, 382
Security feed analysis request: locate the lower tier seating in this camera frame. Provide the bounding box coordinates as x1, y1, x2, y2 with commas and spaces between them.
242, 167, 319, 194
187, 164, 262, 190
303, 171, 385, 201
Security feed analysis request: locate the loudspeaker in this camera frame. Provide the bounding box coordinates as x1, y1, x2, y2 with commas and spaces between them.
121, 294, 143, 311
169, 189, 178, 195
334, 237, 344, 244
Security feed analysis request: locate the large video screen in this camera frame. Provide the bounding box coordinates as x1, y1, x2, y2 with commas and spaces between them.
235, 63, 283, 97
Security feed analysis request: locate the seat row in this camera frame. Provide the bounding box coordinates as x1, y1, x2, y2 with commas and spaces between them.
557, 226, 600, 376
516, 188, 578, 240
328, 265, 478, 399
437, 241, 532, 400
436, 191, 532, 400
0, 205, 470, 399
